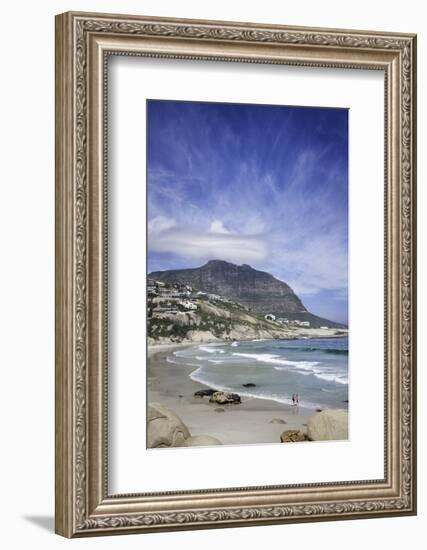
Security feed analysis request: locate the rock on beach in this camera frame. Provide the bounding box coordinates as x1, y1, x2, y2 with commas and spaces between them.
280, 430, 308, 443
307, 409, 349, 441
147, 402, 222, 448
209, 391, 241, 405
147, 402, 190, 448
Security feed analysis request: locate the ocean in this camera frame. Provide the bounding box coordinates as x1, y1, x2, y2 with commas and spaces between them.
167, 337, 349, 410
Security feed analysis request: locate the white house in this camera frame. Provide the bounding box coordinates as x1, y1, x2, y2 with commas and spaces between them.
264, 313, 276, 321
300, 321, 310, 327
180, 300, 198, 310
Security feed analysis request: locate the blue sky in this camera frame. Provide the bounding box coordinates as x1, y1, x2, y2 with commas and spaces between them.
147, 100, 348, 324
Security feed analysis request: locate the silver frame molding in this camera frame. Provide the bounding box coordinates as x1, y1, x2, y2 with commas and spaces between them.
55, 11, 417, 537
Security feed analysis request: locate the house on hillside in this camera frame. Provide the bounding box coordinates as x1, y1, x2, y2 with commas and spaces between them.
179, 300, 198, 310
277, 318, 289, 325
264, 313, 276, 321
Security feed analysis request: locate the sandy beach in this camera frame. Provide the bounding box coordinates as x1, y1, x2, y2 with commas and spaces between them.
148, 344, 315, 446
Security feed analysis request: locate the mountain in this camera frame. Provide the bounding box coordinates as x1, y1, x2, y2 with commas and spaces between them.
149, 260, 346, 328
150, 259, 305, 314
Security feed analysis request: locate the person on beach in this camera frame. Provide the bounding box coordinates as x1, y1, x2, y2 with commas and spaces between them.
292, 393, 298, 416
295, 393, 300, 406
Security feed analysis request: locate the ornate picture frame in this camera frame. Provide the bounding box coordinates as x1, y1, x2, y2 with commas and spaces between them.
55, 11, 417, 537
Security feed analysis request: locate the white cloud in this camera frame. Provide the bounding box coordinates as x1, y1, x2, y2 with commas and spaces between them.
148, 216, 176, 233
149, 220, 268, 264
209, 220, 232, 234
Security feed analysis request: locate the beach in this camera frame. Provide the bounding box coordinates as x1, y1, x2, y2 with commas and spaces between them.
148, 343, 322, 446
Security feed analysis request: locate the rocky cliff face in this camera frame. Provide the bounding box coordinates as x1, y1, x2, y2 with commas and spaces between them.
149, 259, 307, 314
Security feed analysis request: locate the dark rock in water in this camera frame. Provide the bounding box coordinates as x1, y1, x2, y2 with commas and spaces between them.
269, 418, 287, 424
316, 408, 323, 412
243, 383, 256, 388
194, 388, 216, 398
209, 391, 241, 405
178, 394, 183, 398
214, 408, 225, 413
280, 430, 309, 443
342, 400, 349, 403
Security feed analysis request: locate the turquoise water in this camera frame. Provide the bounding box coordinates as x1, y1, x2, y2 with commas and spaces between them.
168, 337, 349, 410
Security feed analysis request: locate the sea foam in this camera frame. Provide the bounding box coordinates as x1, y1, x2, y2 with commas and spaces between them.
233, 352, 318, 369
198, 345, 225, 354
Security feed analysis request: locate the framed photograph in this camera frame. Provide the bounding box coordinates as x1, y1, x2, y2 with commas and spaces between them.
55, 11, 417, 537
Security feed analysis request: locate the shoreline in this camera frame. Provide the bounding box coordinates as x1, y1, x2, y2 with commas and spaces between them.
148, 327, 348, 349
148, 342, 317, 446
